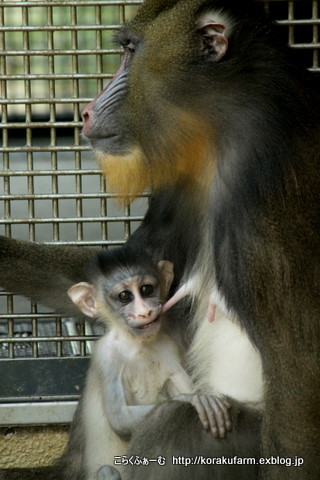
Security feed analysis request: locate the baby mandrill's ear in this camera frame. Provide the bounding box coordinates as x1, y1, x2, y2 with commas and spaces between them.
67, 282, 98, 318
157, 261, 174, 300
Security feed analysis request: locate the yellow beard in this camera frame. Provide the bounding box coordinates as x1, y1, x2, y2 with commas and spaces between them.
96, 108, 215, 199
97, 147, 150, 199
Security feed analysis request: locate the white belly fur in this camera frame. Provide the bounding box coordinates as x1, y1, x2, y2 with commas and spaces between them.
189, 307, 263, 403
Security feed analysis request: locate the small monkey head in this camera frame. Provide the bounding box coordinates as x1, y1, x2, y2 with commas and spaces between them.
67, 247, 174, 339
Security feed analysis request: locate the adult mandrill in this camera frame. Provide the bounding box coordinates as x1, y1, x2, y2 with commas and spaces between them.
0, 0, 319, 479
81, 0, 320, 479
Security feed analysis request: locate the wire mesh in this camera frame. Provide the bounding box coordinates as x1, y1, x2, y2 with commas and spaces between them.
0, 0, 319, 380
0, 1, 146, 365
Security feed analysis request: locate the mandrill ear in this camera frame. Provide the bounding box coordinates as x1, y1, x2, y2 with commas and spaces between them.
157, 261, 174, 301
67, 282, 98, 318
197, 19, 228, 62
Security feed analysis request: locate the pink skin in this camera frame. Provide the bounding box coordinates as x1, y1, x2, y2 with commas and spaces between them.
161, 284, 189, 313
162, 284, 217, 322
207, 302, 216, 323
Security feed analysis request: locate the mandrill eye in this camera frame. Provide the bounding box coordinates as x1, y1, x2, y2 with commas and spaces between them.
121, 37, 136, 55
126, 41, 136, 54
118, 290, 133, 304
140, 284, 154, 297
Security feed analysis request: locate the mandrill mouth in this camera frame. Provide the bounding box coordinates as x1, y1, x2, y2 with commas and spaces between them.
135, 315, 161, 331
139, 318, 159, 329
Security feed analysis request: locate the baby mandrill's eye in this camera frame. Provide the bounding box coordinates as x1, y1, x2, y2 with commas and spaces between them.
140, 284, 154, 297
118, 290, 132, 303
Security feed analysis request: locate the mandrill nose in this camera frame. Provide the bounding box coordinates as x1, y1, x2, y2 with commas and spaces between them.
81, 103, 94, 136
138, 309, 153, 320
82, 108, 89, 124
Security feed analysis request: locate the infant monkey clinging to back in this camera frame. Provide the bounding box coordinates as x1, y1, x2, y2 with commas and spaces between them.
63, 245, 231, 480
